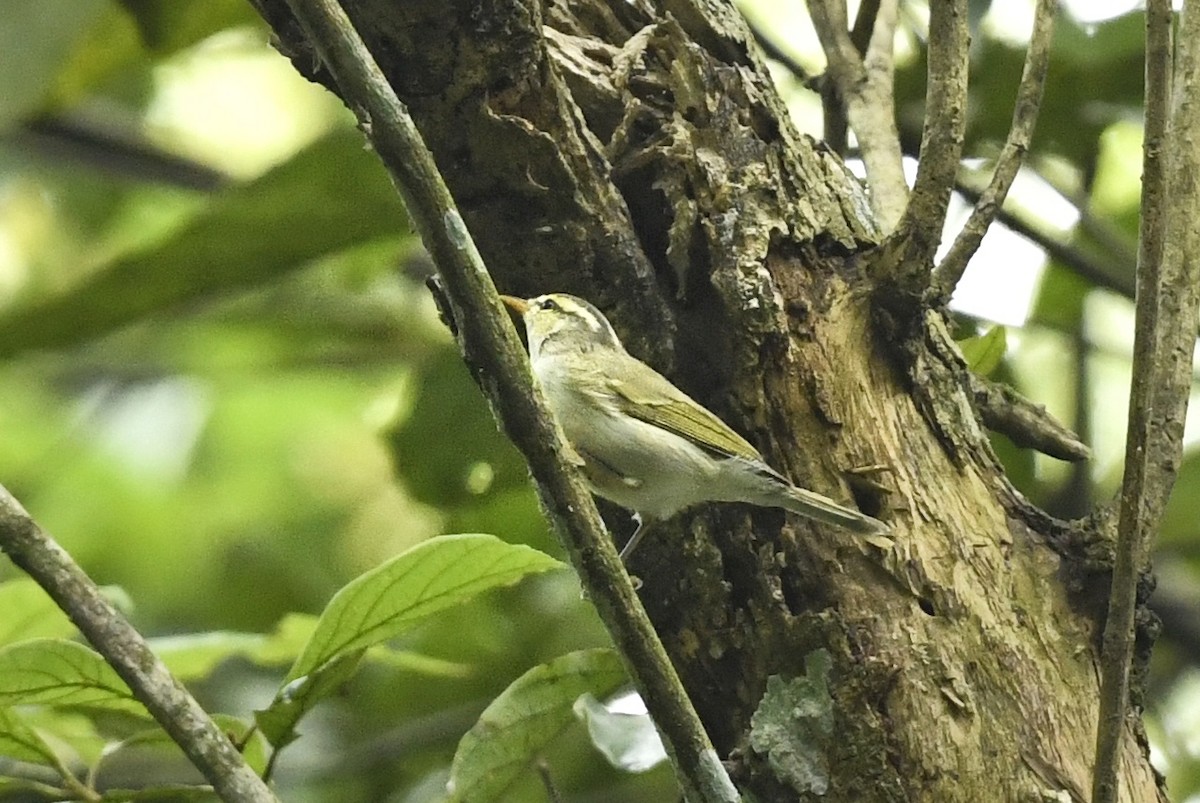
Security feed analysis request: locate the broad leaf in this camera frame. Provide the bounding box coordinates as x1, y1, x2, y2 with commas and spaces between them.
0, 578, 77, 646
0, 128, 409, 357
285, 534, 561, 683
0, 707, 60, 767
0, 639, 144, 715
447, 648, 627, 802
958, 325, 1007, 377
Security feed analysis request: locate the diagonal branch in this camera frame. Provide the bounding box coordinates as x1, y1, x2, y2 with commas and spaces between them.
0, 486, 277, 803
932, 0, 1058, 303
272, 1, 739, 801
807, 0, 907, 228
884, 0, 970, 287
1093, 2, 1194, 802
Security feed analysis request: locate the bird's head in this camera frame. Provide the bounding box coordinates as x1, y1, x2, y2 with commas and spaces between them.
500, 293, 625, 359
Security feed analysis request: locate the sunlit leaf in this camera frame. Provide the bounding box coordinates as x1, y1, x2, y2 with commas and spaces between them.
958, 325, 1007, 377
0, 707, 60, 767
285, 534, 562, 683
16, 708, 108, 767
447, 648, 627, 802
0, 639, 144, 715
0, 578, 77, 646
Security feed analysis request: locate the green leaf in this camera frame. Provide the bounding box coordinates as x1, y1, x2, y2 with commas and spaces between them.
285, 534, 562, 684
115, 0, 256, 54
0, 0, 106, 130
97, 784, 224, 801
957, 325, 1007, 377
0, 578, 77, 646
151, 614, 319, 682
15, 708, 107, 766
1030, 260, 1092, 331
448, 648, 628, 802
749, 650, 834, 797
0, 707, 61, 767
0, 128, 409, 357
0, 639, 144, 715
254, 650, 363, 749
94, 713, 264, 781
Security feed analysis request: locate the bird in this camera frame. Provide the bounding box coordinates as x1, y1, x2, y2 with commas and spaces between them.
500, 292, 890, 559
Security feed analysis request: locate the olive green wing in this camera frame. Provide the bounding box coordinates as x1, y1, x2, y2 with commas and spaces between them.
607, 362, 763, 462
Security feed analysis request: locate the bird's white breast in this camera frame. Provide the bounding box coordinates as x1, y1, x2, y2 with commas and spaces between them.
531, 353, 721, 519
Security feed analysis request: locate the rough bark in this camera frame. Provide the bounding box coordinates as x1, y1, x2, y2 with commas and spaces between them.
250, 1, 1165, 800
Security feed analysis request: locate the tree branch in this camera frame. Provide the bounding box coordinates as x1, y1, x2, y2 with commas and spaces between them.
0, 485, 277, 803
273, 1, 738, 800
807, 0, 907, 228
884, 0, 970, 286
952, 173, 1134, 300
932, 0, 1058, 303
1093, 3, 1187, 802
971, 374, 1090, 462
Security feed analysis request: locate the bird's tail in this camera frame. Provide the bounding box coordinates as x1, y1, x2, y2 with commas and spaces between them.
780, 485, 890, 535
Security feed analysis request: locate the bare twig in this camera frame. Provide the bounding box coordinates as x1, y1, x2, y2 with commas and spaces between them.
884, 0, 970, 286
1093, 3, 1190, 803
952, 174, 1136, 300
0, 486, 277, 803
970, 374, 1090, 462
273, 1, 739, 801
807, 0, 907, 228
748, 25, 810, 82
759, 13, 1132, 303
933, 0, 1058, 302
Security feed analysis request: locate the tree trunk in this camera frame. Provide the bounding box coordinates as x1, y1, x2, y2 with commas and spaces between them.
252, 1, 1165, 800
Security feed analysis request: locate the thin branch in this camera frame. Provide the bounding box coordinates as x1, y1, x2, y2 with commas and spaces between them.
807, 0, 907, 228
759, 17, 1133, 302
0, 486, 277, 803
952, 174, 1135, 300
884, 0, 970, 285
932, 0, 1058, 303
970, 374, 1090, 462
748, 25, 810, 82
1093, 3, 1185, 803
273, 1, 739, 801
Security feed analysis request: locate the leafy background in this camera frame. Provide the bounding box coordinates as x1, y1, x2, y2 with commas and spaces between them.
0, 0, 1198, 800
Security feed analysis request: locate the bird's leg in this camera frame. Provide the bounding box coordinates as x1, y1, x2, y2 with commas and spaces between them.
619, 514, 650, 561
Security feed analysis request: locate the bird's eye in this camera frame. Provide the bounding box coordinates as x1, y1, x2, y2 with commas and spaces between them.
539, 297, 560, 312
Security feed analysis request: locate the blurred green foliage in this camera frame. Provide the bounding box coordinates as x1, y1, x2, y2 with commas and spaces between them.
0, 1, 1198, 801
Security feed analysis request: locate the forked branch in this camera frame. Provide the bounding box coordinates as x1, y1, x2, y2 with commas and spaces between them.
932, 0, 1058, 303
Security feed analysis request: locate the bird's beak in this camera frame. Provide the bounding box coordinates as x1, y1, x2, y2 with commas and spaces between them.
499, 295, 530, 315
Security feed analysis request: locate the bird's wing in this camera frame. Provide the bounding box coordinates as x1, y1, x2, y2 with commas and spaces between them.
606, 362, 763, 462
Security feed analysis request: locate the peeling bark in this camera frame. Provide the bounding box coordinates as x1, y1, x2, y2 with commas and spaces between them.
251, 1, 1165, 800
